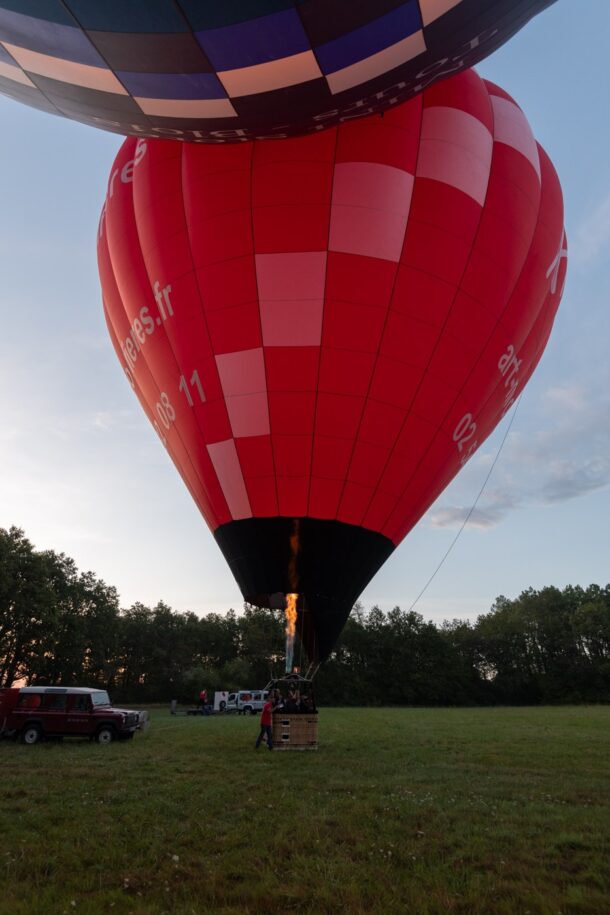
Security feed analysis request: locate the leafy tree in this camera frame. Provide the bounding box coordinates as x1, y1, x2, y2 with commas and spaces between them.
2, 525, 609, 705
0, 528, 57, 687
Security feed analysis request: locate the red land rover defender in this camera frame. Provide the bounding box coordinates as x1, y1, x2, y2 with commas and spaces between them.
0, 686, 143, 745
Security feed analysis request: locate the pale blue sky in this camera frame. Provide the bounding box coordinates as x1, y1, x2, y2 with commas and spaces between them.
0, 1, 608, 624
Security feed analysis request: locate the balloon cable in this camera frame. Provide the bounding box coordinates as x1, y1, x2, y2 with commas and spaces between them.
406, 395, 522, 614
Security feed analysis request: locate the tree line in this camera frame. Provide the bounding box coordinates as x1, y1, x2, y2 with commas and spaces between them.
1, 527, 609, 705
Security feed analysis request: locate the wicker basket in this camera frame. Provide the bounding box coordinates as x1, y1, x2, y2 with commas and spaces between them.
272, 714, 318, 751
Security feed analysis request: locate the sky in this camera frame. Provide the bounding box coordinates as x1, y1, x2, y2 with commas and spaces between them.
0, 1, 608, 626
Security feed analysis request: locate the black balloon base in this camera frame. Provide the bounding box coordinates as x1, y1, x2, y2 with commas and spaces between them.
214, 517, 394, 662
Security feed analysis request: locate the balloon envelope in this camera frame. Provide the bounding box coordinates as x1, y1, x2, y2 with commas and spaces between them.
1, 0, 556, 141
98, 69, 566, 660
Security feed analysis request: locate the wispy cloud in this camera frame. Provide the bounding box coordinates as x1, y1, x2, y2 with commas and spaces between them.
429, 490, 517, 530
540, 457, 610, 503
542, 384, 587, 412
84, 409, 136, 433
92, 411, 123, 432
428, 380, 610, 529
571, 193, 610, 266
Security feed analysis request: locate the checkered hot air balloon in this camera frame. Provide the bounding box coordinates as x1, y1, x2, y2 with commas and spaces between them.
97, 69, 566, 661
0, 0, 556, 141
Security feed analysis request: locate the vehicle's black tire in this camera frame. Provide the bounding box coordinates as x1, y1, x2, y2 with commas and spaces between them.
219, 700, 226, 711
96, 726, 116, 744
20, 724, 42, 745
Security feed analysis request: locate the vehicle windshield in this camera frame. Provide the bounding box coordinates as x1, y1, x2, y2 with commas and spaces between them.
91, 691, 111, 707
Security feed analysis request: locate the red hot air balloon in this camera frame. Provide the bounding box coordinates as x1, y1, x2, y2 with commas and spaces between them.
98, 69, 567, 662
0, 0, 557, 141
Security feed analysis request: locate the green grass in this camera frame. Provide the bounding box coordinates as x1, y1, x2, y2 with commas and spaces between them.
0, 707, 609, 914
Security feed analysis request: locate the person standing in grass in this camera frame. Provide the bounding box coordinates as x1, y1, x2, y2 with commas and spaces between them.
255, 694, 275, 751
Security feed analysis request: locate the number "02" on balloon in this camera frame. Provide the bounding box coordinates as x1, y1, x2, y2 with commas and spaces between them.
453, 413, 477, 452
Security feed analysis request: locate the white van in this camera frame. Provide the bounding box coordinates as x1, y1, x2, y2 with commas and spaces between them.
225, 690, 269, 715
213, 691, 229, 712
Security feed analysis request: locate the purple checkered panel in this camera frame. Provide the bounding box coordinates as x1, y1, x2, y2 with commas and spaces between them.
0, 0, 557, 140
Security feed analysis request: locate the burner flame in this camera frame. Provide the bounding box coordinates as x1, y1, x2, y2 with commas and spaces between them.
285, 592, 298, 673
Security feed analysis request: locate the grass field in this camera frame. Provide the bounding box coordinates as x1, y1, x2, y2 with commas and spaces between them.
0, 706, 608, 914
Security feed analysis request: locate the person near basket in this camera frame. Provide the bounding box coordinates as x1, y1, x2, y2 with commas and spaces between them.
255, 694, 275, 751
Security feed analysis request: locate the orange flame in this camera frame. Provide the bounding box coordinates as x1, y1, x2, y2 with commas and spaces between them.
285, 593, 298, 638
285, 592, 298, 673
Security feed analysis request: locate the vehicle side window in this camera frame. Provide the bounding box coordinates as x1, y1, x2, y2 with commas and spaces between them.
42, 695, 67, 710
72, 696, 90, 712
252, 693, 260, 702
17, 694, 42, 709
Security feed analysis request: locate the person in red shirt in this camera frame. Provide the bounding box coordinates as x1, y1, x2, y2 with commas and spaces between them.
255, 695, 275, 751
198, 688, 207, 710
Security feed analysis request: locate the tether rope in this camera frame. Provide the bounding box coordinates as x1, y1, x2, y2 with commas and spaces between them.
406, 396, 522, 614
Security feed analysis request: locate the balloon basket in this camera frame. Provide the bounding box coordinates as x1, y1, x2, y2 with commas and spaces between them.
266, 673, 318, 749
272, 713, 318, 751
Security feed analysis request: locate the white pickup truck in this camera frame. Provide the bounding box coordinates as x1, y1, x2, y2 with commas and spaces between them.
224, 689, 270, 715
